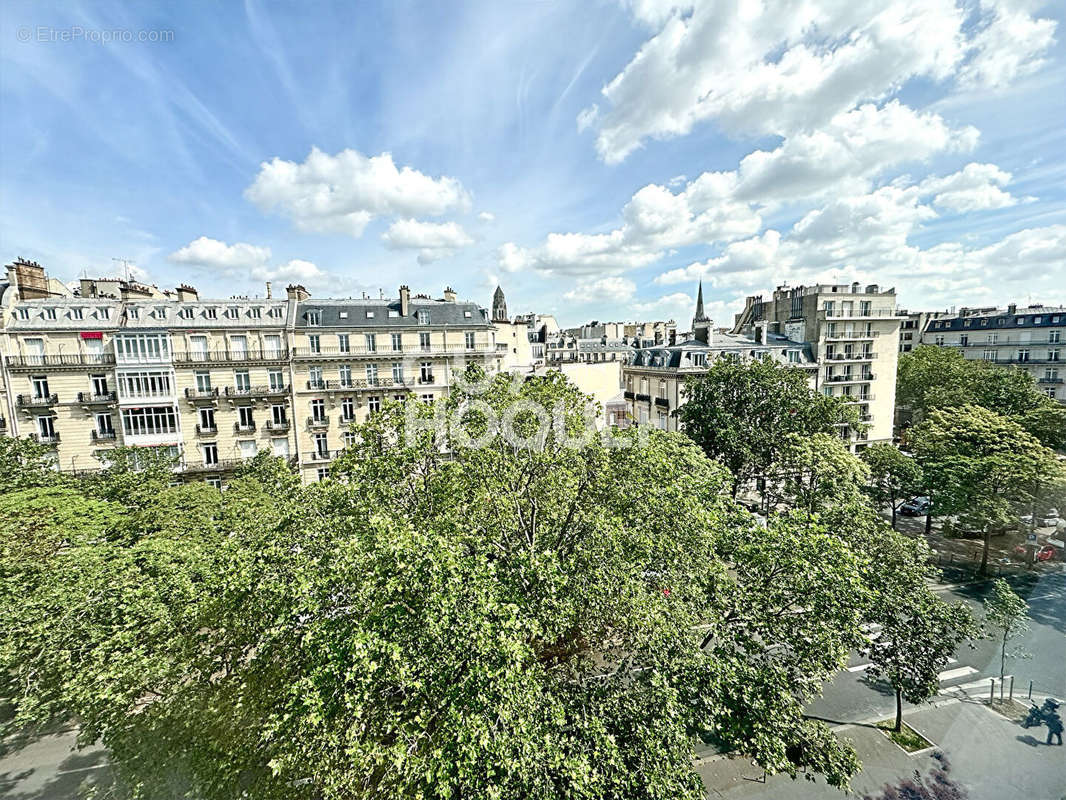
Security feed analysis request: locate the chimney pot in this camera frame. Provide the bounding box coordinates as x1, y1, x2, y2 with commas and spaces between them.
399, 285, 411, 316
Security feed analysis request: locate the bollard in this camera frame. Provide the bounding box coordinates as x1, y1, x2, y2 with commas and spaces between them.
1001, 677, 1005, 702
1028, 680, 1033, 700
989, 678, 995, 705
1009, 676, 1014, 702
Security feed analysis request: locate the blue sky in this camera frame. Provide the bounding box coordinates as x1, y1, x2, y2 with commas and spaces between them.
2, 0, 1064, 327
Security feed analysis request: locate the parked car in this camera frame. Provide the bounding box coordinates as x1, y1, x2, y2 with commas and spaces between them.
900, 497, 932, 516
1012, 544, 1056, 562
1038, 509, 1060, 527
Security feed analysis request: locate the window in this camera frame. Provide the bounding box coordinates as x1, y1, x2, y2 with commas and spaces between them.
234, 370, 251, 391
339, 364, 352, 386
421, 393, 434, 403
339, 311, 349, 319
190, 335, 208, 357
317, 467, 330, 481
1051, 331, 1061, 344
226, 306, 239, 319
264, 334, 282, 356
1045, 388, 1057, 399
391, 333, 403, 351
204, 307, 217, 320
368, 396, 381, 413
1018, 349, 1030, 362
366, 363, 378, 384
128, 307, 139, 320
95, 413, 114, 435
271, 438, 290, 458
306, 310, 321, 326
43, 308, 57, 320
118, 371, 173, 399
988, 333, 998, 344
206, 476, 223, 489
1034, 316, 1043, 325
309, 334, 321, 354
195, 371, 212, 393
203, 443, 219, 466
199, 407, 216, 431
420, 361, 433, 382
1051, 349, 1062, 362
238, 406, 254, 430
314, 433, 328, 456
71, 307, 83, 320
934, 335, 945, 346
959, 334, 968, 346
178, 307, 193, 319
229, 335, 248, 357
420, 332, 431, 351
239, 439, 257, 459
859, 301, 871, 316
36, 415, 56, 440
366, 310, 375, 318
91, 374, 109, 396
17, 308, 29, 320
983, 350, 997, 361
249, 307, 262, 319
394, 394, 406, 403
154, 306, 169, 319
268, 369, 285, 391
271, 404, 287, 426
121, 406, 178, 436
343, 430, 357, 448
365, 333, 376, 353
31, 376, 50, 399
341, 397, 355, 421
417, 310, 430, 325
658, 412, 667, 430
311, 399, 326, 422
115, 333, 169, 363
338, 334, 350, 354
388, 309, 400, 318
392, 362, 404, 383
309, 366, 324, 388
465, 332, 476, 350
464, 310, 472, 318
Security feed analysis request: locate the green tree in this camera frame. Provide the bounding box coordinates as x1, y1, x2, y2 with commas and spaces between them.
861, 443, 923, 529
910, 405, 1063, 575
983, 579, 1030, 685
677, 357, 858, 497
897, 346, 1065, 450
0, 435, 67, 493
762, 432, 869, 514
0, 370, 875, 798
862, 532, 975, 731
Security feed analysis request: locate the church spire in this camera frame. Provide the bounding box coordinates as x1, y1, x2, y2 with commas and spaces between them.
693, 280, 708, 322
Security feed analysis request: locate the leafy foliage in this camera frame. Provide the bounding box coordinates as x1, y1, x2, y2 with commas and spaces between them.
861, 443, 923, 528
982, 579, 1030, 683
676, 357, 859, 496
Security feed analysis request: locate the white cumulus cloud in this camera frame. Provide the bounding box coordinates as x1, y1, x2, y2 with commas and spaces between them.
244, 147, 472, 237
382, 219, 475, 264
563, 276, 638, 304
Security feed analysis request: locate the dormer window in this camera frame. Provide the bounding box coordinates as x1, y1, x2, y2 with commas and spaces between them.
17, 308, 29, 320
178, 307, 193, 320
249, 307, 262, 319
1016, 317, 1025, 324
226, 306, 239, 319
417, 310, 430, 325
204, 307, 217, 320
43, 308, 57, 320
71, 308, 84, 320
98, 307, 111, 320
307, 310, 321, 326
268, 307, 281, 318
156, 306, 168, 318
366, 310, 375, 318
464, 310, 472, 318
1034, 316, 1042, 324
339, 311, 349, 319
388, 309, 399, 318
128, 307, 140, 320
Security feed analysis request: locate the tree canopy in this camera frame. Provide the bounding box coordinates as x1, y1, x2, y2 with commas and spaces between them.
676, 357, 859, 496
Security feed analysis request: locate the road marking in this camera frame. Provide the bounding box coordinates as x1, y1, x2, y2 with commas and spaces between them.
944, 675, 1011, 694
847, 663, 872, 672
938, 665, 978, 682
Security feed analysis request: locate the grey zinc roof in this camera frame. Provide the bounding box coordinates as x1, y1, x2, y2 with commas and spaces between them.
296, 298, 491, 329
926, 306, 1066, 333
630, 332, 813, 369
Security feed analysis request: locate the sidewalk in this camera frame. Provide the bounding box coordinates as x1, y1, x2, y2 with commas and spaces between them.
697, 699, 1066, 799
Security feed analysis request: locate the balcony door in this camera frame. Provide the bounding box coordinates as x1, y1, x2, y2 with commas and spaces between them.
230, 335, 248, 358
190, 335, 208, 359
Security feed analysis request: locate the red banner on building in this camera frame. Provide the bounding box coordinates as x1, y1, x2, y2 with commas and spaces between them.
80, 331, 103, 339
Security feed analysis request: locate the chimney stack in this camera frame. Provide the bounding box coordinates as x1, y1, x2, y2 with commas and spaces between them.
443, 286, 456, 303
286, 284, 309, 302
399, 285, 411, 316
176, 284, 199, 302
1007, 303, 1017, 315
265, 281, 272, 299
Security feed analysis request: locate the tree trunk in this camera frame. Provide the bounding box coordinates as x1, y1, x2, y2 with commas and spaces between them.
925, 512, 932, 535
895, 687, 903, 732
1001, 631, 1008, 684
891, 504, 897, 530
979, 528, 990, 576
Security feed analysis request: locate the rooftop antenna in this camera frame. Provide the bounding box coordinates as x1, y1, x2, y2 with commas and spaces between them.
112, 257, 134, 283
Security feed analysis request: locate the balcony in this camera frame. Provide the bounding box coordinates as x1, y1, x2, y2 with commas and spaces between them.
183, 459, 243, 473
173, 349, 288, 365
184, 387, 219, 401
6, 353, 115, 370
265, 419, 290, 432
623, 390, 635, 400
417, 375, 435, 385
234, 422, 257, 433
195, 423, 218, 435
654, 397, 669, 409
306, 378, 402, 391
29, 432, 60, 445
824, 331, 879, 341
825, 373, 874, 383
224, 384, 288, 398
17, 393, 58, 409
308, 449, 334, 462
308, 416, 330, 429
819, 309, 903, 319
91, 430, 117, 442
635, 393, 651, 402
78, 391, 117, 405
292, 345, 494, 359
823, 352, 877, 362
